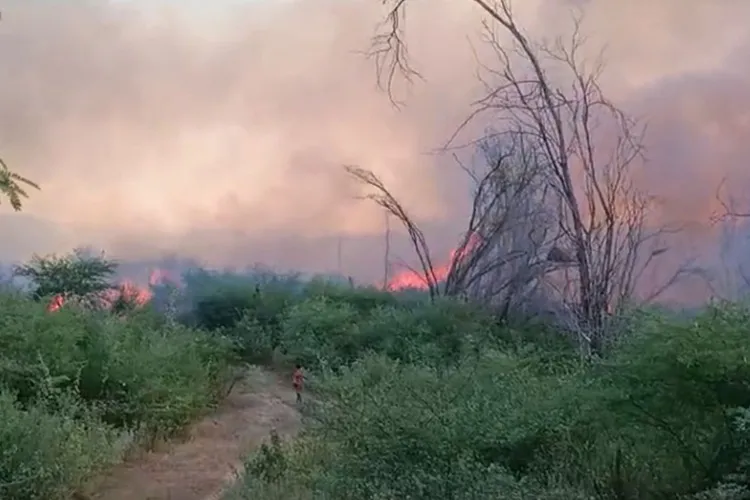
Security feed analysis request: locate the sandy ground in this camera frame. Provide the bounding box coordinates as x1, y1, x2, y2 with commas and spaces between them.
83, 367, 301, 500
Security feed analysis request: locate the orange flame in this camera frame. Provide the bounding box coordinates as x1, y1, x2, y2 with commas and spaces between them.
46, 294, 64, 312
46, 267, 179, 313
386, 234, 480, 291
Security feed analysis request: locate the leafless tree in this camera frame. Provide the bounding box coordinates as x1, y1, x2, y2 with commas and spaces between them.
344, 165, 441, 300
705, 179, 750, 300
442, 130, 561, 318
713, 178, 750, 222
364, 0, 693, 351
704, 211, 750, 300
344, 130, 561, 319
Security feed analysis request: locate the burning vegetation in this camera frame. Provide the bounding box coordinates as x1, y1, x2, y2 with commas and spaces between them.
10, 250, 179, 314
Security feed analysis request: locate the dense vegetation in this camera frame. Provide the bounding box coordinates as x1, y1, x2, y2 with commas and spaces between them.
3, 250, 750, 499
220, 282, 750, 500
0, 252, 235, 499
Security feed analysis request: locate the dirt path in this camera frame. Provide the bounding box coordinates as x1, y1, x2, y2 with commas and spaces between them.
84, 367, 301, 500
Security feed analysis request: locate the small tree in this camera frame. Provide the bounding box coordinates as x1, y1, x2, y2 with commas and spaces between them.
14, 248, 118, 301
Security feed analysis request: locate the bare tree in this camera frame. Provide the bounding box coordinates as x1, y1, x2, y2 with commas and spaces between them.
366, 0, 689, 351
344, 165, 441, 300
703, 175, 750, 300
344, 130, 561, 319
713, 178, 750, 222
704, 209, 750, 301
442, 130, 560, 318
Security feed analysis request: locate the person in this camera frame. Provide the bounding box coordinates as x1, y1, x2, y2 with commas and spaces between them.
292, 363, 304, 404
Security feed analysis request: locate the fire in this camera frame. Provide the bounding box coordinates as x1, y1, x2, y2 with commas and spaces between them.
114, 280, 153, 305
46, 268, 178, 313
386, 234, 480, 291
46, 294, 64, 312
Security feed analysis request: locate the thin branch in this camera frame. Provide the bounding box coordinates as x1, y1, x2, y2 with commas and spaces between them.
343, 164, 440, 299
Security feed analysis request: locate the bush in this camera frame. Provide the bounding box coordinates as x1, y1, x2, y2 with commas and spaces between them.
570, 303, 750, 497
180, 270, 299, 331
279, 296, 362, 369
0, 290, 235, 499
229, 299, 750, 500
0, 390, 127, 500
304, 280, 400, 314
306, 353, 581, 497
0, 294, 233, 436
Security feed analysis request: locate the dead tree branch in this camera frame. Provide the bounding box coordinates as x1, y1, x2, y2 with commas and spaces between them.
712, 177, 750, 223
368, 0, 423, 108
370, 0, 688, 352
345, 129, 561, 318
443, 130, 561, 318
343, 165, 440, 300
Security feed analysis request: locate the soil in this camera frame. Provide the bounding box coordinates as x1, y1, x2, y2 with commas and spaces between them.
83, 367, 301, 500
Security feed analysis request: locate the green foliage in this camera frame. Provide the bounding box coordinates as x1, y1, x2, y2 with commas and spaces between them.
189, 283, 294, 331
0, 159, 40, 211
279, 296, 362, 369
353, 299, 492, 365
228, 313, 282, 365
14, 249, 118, 300
204, 279, 497, 372
0, 292, 234, 499
244, 429, 289, 483
0, 391, 127, 500
227, 295, 750, 500
303, 280, 400, 313
8, 259, 739, 500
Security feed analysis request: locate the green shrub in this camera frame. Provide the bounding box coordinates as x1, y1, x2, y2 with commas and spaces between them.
304, 281, 400, 314
229, 301, 750, 499
79, 314, 233, 436
279, 296, 362, 369
358, 299, 496, 365
0, 293, 233, 437
190, 285, 260, 330
188, 282, 294, 332
0, 390, 127, 500
565, 303, 750, 497
0, 290, 235, 498
282, 352, 581, 499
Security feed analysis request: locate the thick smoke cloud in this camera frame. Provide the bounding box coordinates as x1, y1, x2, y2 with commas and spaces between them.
1, 0, 748, 285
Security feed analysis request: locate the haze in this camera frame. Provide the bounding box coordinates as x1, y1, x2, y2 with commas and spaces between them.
1, 0, 749, 284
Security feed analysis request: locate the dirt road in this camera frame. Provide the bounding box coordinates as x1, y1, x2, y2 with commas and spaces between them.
84, 367, 301, 500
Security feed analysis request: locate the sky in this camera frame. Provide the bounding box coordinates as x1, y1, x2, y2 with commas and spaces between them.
1, 0, 749, 285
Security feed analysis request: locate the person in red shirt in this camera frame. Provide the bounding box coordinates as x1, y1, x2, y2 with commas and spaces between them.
292, 364, 304, 404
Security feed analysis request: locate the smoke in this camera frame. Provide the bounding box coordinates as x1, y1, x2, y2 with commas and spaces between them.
1, 0, 749, 286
